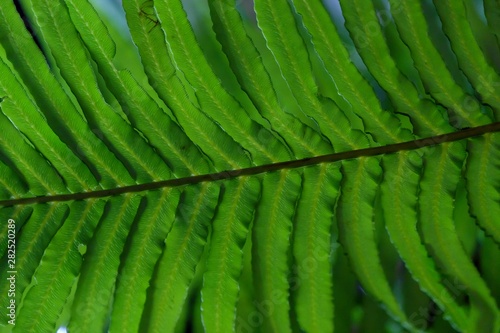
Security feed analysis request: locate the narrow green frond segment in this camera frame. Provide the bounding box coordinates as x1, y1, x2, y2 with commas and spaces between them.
0, 159, 28, 200
433, 0, 500, 119
19, 0, 171, 183
0, 109, 67, 196
154, 0, 292, 165
62, 0, 209, 177
201, 177, 261, 332
0, 203, 67, 323
109, 189, 181, 333
291, 0, 410, 145
234, 238, 254, 333
252, 170, 302, 333
454, 180, 478, 256
14, 199, 104, 333
0, 0, 134, 188
466, 134, 500, 243
121, 0, 192, 119
0, 53, 97, 193
68, 195, 141, 332
143, 183, 219, 333
419, 142, 500, 332
337, 157, 412, 329
292, 165, 340, 333
0, 205, 32, 259
122, 0, 250, 171
389, 0, 490, 128
209, 0, 332, 158
381, 152, 469, 331
339, 0, 452, 137
252, 0, 327, 127
254, 0, 368, 152
0, 206, 36, 324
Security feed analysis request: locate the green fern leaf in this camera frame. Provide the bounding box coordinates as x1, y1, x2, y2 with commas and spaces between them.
1, 1, 500, 333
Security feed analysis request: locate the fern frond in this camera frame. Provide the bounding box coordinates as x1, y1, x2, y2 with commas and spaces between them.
1, 1, 500, 333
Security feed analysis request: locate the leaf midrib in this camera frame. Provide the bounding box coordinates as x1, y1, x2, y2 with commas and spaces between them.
1, 122, 499, 207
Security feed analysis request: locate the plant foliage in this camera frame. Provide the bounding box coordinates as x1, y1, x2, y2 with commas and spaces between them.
0, 0, 499, 332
